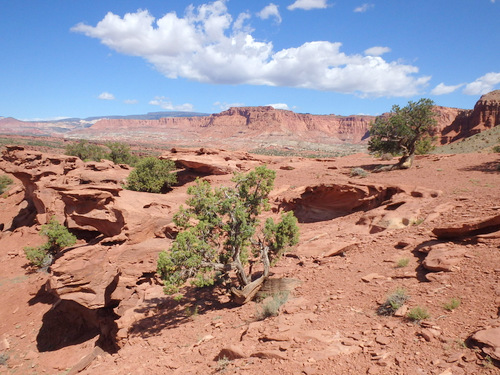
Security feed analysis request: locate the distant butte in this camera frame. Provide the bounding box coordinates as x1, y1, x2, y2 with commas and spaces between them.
1, 90, 499, 150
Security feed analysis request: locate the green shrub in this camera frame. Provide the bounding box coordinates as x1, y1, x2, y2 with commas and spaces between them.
24, 217, 77, 268
65, 140, 107, 162
492, 144, 500, 153
377, 287, 409, 316
407, 306, 430, 322
24, 245, 52, 268
106, 142, 138, 166
443, 297, 461, 311
126, 157, 177, 193
0, 175, 13, 195
157, 166, 300, 301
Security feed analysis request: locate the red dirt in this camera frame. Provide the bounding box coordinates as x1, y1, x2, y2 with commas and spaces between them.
0, 151, 499, 375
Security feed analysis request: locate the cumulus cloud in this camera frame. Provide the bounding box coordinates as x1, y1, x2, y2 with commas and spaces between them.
430, 83, 463, 95
354, 3, 374, 13
267, 103, 290, 110
73, 1, 430, 97
364, 46, 390, 56
124, 99, 138, 104
287, 0, 328, 10
462, 72, 500, 95
257, 3, 282, 23
98, 92, 115, 100
149, 96, 194, 111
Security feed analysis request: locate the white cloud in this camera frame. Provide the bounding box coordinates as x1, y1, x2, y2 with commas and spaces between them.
287, 0, 328, 10
257, 4, 282, 24
213, 101, 245, 111
233, 11, 251, 31
149, 96, 194, 111
462, 72, 500, 95
73, 2, 429, 97
364, 46, 390, 56
354, 3, 374, 13
124, 99, 138, 104
98, 92, 115, 100
431, 83, 463, 95
267, 103, 290, 110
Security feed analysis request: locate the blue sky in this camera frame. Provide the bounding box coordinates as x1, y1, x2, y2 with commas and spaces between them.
1, 0, 499, 120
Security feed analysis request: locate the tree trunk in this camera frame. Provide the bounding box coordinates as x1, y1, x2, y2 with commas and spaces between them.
394, 153, 415, 169
231, 276, 265, 305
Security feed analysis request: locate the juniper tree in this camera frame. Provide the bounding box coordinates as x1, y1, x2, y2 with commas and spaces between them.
157, 166, 299, 303
368, 98, 438, 169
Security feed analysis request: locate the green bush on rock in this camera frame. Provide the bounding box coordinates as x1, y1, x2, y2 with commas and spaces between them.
126, 157, 177, 193
24, 217, 77, 268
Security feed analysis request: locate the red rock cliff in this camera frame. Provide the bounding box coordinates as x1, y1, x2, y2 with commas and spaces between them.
74, 91, 500, 149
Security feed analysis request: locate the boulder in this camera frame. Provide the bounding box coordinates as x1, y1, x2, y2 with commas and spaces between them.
471, 326, 500, 361
422, 245, 467, 272
433, 214, 500, 239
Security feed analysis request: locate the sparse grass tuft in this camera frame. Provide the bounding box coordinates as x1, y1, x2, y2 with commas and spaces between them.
256, 291, 290, 320
0, 352, 8, 366
380, 153, 393, 161
396, 258, 410, 268
350, 167, 369, 178
216, 356, 232, 372
184, 304, 199, 318
377, 287, 409, 316
443, 297, 461, 311
407, 306, 430, 322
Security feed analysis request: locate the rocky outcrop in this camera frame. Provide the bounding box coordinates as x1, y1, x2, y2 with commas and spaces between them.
432, 214, 500, 239
75, 106, 374, 149
469, 90, 500, 130
3, 91, 500, 151
471, 326, 500, 361
0, 146, 174, 241
438, 90, 500, 144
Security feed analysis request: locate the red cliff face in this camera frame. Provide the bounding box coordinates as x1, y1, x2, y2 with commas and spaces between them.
436, 90, 500, 144
82, 106, 374, 148
469, 90, 500, 129
69, 91, 500, 149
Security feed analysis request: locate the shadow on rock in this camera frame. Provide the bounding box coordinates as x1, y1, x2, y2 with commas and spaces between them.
31, 283, 119, 354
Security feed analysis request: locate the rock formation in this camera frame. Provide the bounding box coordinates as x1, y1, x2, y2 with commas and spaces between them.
2, 91, 500, 152
438, 90, 500, 143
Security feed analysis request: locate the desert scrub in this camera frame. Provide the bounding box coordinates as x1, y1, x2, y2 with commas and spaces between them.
24, 217, 77, 268
407, 306, 430, 322
256, 291, 290, 320
216, 356, 232, 372
350, 167, 369, 178
157, 166, 299, 302
126, 157, 177, 193
396, 258, 410, 268
65, 139, 107, 161
0, 175, 13, 195
377, 287, 409, 316
0, 352, 8, 366
443, 297, 461, 311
